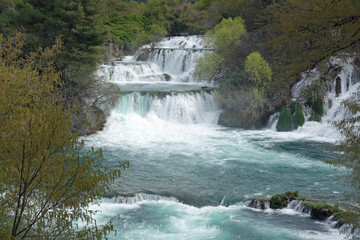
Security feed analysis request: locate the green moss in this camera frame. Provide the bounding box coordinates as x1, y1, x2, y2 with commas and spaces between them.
148, 91, 158, 97
308, 112, 321, 122
288, 102, 297, 114
313, 99, 324, 116
302, 201, 349, 221
293, 103, 305, 129
270, 194, 287, 209
270, 191, 299, 209
276, 107, 292, 132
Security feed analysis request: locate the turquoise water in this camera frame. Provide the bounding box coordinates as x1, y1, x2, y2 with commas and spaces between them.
85, 112, 347, 240
89, 36, 351, 239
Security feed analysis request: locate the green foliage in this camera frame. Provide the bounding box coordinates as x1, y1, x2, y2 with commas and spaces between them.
195, 52, 224, 81
104, 0, 186, 50
0, 0, 107, 86
301, 200, 356, 224
0, 34, 128, 239
288, 101, 297, 114
204, 16, 247, 57
195, 17, 246, 81
244, 51, 272, 95
312, 99, 324, 116
301, 80, 326, 116
276, 107, 292, 132
327, 98, 360, 230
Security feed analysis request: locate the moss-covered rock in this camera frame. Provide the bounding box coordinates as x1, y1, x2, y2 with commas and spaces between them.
308, 112, 321, 122
293, 103, 305, 129
148, 91, 158, 97
313, 99, 324, 116
270, 194, 288, 209
276, 107, 292, 131
270, 191, 299, 209
288, 101, 297, 114
303, 201, 342, 221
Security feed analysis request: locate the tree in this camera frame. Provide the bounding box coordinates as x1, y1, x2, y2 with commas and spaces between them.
204, 16, 247, 57
265, 0, 360, 79
1, 0, 107, 86
0, 34, 128, 239
327, 97, 360, 233
244, 51, 272, 95
195, 17, 247, 81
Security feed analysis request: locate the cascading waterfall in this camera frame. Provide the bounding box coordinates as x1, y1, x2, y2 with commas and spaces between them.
292, 57, 359, 123
85, 36, 353, 240
269, 56, 359, 142
117, 91, 219, 124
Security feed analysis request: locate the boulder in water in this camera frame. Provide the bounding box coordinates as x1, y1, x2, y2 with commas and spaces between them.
308, 112, 321, 122
270, 191, 299, 209
312, 99, 324, 116
163, 73, 171, 81
136, 48, 150, 61
293, 103, 305, 129
248, 199, 270, 210
276, 107, 292, 131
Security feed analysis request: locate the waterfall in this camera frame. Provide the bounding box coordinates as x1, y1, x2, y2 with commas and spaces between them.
292, 57, 359, 123
97, 36, 220, 126
116, 91, 219, 124
270, 56, 359, 141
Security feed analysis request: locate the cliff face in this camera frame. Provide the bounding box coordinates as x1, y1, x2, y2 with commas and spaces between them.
218, 55, 360, 130
217, 83, 289, 129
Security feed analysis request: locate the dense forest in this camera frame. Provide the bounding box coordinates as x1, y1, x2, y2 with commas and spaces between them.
1, 0, 360, 239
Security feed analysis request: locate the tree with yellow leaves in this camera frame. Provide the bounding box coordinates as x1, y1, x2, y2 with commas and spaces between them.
0, 34, 128, 239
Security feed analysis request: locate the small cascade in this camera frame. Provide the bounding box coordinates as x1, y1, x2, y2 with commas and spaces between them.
97, 62, 168, 83
247, 199, 270, 210
97, 35, 219, 126
115, 91, 219, 124
148, 48, 206, 79
292, 57, 359, 124
112, 193, 178, 204
143, 35, 212, 82
287, 200, 311, 214
270, 56, 359, 140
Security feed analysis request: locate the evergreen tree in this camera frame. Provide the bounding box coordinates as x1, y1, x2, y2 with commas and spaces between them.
1, 0, 107, 85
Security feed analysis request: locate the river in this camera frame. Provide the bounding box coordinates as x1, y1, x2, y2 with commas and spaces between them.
84, 36, 358, 240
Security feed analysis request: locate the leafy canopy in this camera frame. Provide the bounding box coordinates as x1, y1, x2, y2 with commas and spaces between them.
0, 34, 128, 239
265, 0, 360, 78
204, 16, 246, 57
195, 17, 247, 81
244, 51, 272, 95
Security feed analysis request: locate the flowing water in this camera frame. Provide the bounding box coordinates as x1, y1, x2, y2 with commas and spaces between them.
85, 36, 359, 240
